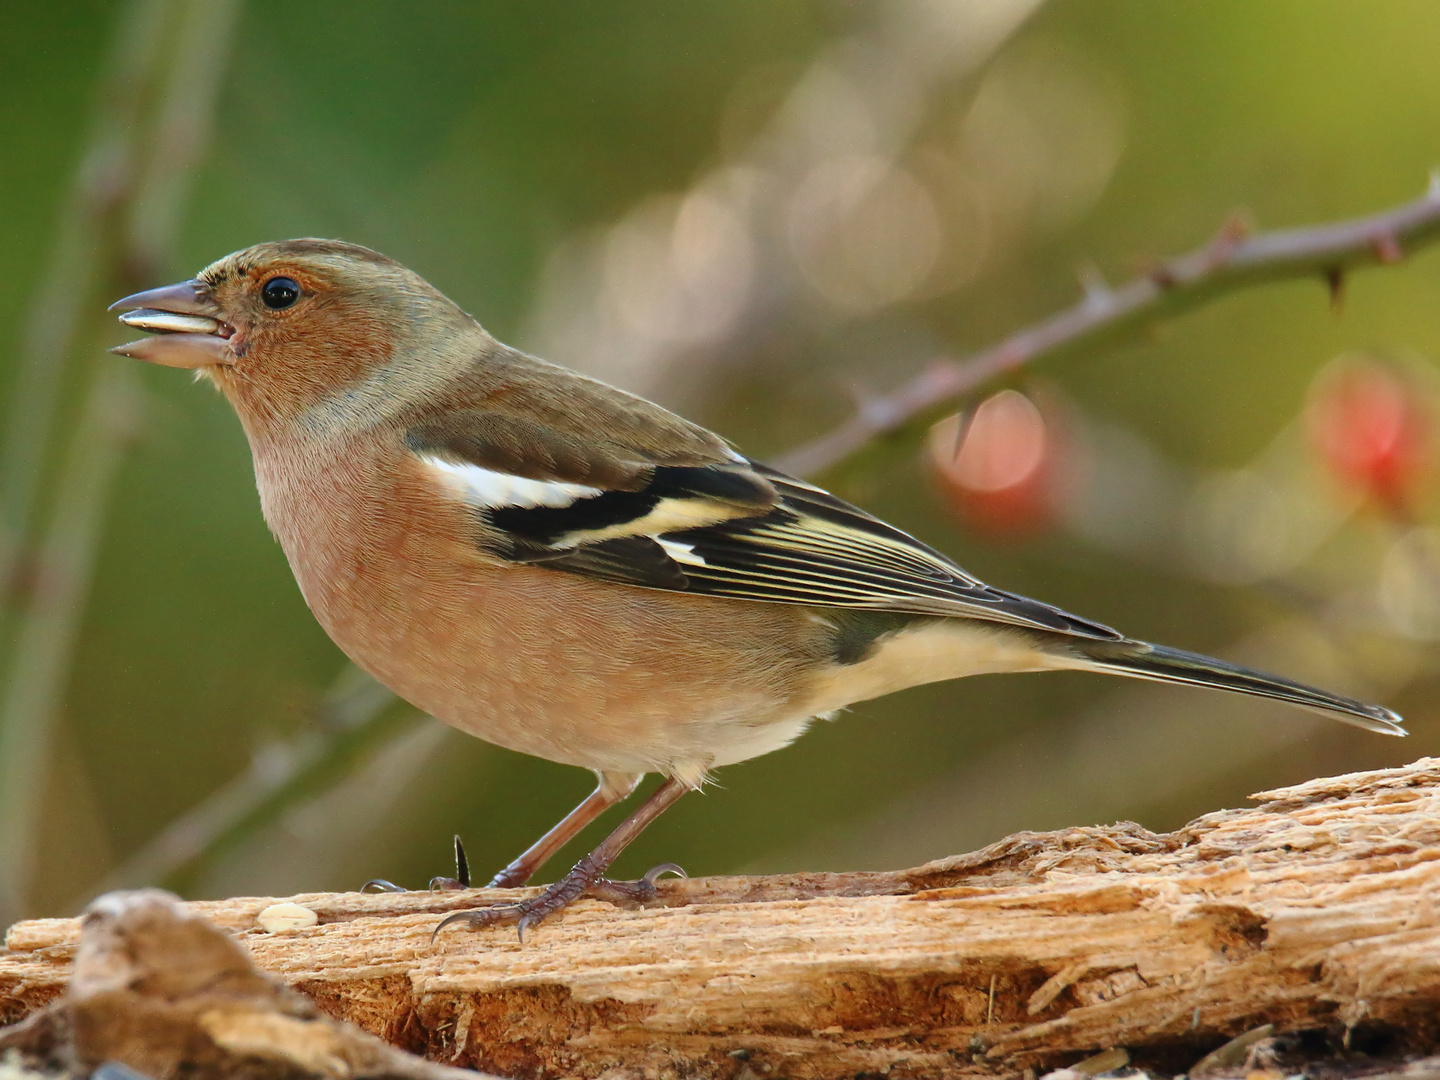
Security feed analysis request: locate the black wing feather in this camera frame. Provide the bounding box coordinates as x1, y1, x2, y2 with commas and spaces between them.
667, 506, 1117, 636
462, 445, 1120, 639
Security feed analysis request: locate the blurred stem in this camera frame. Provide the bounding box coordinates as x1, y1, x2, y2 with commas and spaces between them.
0, 0, 169, 629
0, 365, 141, 921
777, 182, 1440, 479
126, 0, 244, 275
103, 666, 413, 897
0, 0, 242, 925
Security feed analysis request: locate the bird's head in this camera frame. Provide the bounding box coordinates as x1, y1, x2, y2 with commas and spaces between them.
110, 239, 483, 435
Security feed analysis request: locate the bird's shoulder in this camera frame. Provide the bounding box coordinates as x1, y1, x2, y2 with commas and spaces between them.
405, 343, 740, 485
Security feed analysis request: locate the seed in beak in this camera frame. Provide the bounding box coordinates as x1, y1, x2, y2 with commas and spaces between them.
118, 309, 224, 336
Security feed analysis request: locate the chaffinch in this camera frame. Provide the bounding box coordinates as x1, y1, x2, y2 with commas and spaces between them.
111, 240, 1405, 936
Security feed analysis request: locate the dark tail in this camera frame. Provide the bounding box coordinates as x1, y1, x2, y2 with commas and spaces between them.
1064, 638, 1405, 736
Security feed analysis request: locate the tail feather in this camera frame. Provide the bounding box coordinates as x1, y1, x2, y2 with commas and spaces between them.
1064, 638, 1406, 736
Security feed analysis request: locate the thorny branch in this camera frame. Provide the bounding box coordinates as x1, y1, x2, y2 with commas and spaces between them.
774, 179, 1440, 478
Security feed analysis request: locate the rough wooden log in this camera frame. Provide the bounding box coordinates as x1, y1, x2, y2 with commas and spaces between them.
5, 758, 1440, 1080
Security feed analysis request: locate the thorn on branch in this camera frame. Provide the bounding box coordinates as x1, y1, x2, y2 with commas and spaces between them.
937, 407, 976, 463
1371, 231, 1404, 264
991, 345, 1027, 376
1146, 262, 1179, 291
843, 378, 878, 412
1077, 263, 1112, 310
1325, 266, 1346, 312
1201, 211, 1253, 271
843, 379, 898, 428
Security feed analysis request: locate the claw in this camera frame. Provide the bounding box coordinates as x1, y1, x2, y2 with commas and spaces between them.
361, 878, 407, 893
453, 835, 471, 887
431, 903, 524, 943
643, 862, 687, 885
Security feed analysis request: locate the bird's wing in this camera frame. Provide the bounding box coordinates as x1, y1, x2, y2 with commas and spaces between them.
405, 409, 1121, 640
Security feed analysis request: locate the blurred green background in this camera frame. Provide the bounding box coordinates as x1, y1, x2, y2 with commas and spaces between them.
3, 0, 1438, 923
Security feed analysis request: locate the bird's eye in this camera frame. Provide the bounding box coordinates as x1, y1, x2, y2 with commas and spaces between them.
261, 276, 301, 310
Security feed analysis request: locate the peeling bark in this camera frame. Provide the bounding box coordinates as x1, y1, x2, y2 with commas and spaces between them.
6, 759, 1440, 1079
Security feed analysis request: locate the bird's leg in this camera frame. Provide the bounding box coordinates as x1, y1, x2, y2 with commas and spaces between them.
487, 771, 642, 888
434, 777, 690, 941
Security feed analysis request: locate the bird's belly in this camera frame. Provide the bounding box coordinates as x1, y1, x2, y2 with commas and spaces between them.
324, 567, 821, 779
259, 447, 824, 780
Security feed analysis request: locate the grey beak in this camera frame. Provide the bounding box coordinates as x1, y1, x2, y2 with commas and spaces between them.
108, 279, 223, 317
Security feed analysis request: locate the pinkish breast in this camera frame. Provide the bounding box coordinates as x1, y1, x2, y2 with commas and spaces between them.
246, 432, 825, 779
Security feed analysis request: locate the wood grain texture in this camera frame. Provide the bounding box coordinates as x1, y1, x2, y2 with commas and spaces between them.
6, 758, 1440, 1080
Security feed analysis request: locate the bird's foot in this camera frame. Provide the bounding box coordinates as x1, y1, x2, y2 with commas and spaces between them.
434, 859, 685, 943
360, 835, 470, 893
